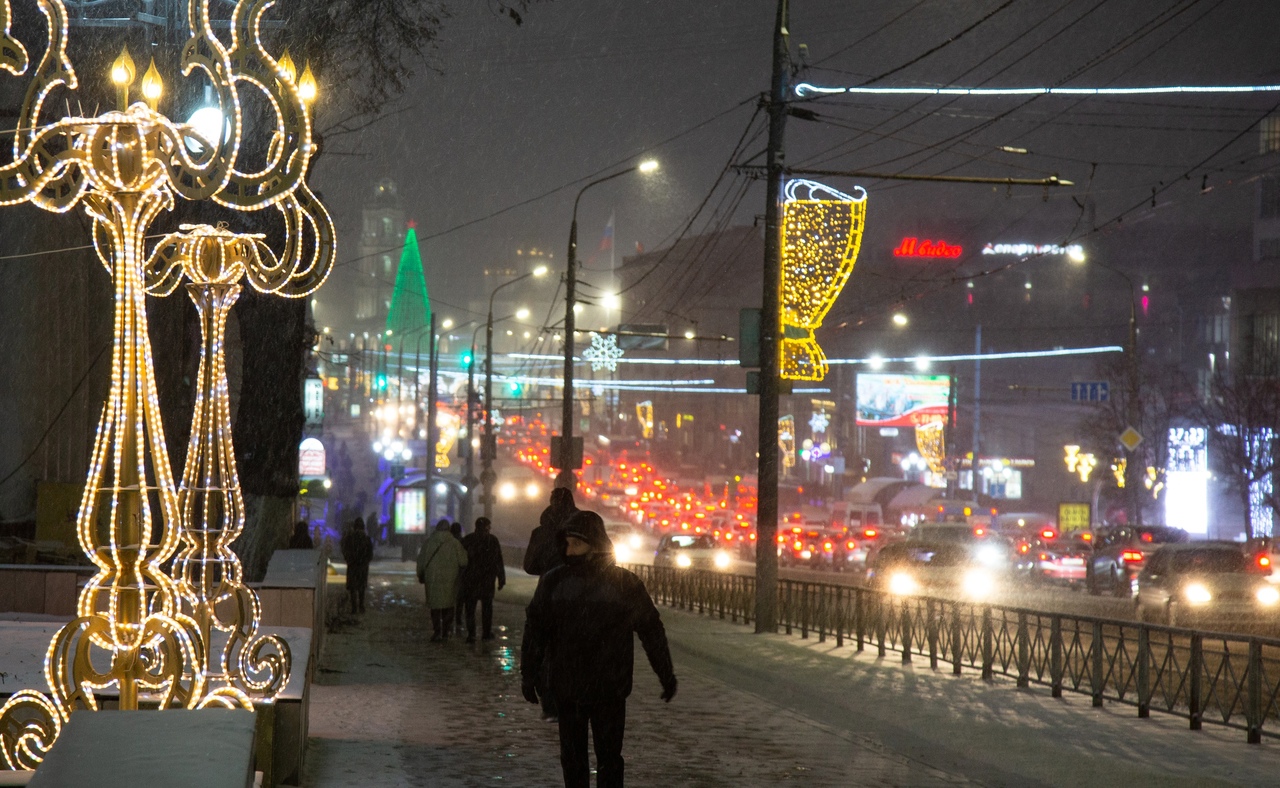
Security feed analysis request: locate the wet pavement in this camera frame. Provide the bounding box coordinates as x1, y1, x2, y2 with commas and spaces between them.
303, 560, 1279, 787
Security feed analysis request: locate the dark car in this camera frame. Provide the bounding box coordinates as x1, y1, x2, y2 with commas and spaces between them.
1134, 543, 1280, 627
1027, 530, 1092, 587
1087, 525, 1189, 597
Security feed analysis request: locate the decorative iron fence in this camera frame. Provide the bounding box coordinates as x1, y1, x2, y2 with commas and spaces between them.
630, 565, 1280, 743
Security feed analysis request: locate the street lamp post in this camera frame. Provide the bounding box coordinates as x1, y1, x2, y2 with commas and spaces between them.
483, 268, 548, 518
1090, 259, 1141, 526
556, 160, 658, 490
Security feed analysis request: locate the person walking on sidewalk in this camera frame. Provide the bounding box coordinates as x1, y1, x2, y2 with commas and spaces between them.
417, 519, 468, 642
523, 487, 577, 576
340, 518, 374, 614
451, 521, 466, 635
460, 517, 506, 643
521, 510, 678, 788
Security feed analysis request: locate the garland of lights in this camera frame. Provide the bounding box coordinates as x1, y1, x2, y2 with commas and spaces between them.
0, 0, 332, 770
636, 401, 654, 439
778, 415, 796, 469
780, 179, 867, 382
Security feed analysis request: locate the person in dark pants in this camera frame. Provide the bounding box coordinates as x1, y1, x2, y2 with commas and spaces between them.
417, 519, 468, 642
521, 510, 677, 788
340, 518, 374, 614
288, 520, 314, 549
460, 517, 506, 643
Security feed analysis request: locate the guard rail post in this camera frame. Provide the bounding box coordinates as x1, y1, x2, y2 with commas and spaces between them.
1050, 615, 1063, 698
1091, 620, 1105, 708
800, 582, 809, 639
951, 602, 963, 676
981, 606, 994, 682
1188, 633, 1203, 730
784, 581, 793, 635
901, 597, 913, 665
817, 585, 827, 644
835, 585, 844, 648
1016, 611, 1030, 688
855, 588, 865, 652
1248, 639, 1263, 744
927, 598, 938, 669
1137, 625, 1151, 718
876, 593, 887, 658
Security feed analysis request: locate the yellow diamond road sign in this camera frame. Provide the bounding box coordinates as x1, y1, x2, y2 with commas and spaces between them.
1119, 427, 1143, 452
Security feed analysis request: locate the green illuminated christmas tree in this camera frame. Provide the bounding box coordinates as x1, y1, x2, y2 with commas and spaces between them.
385, 224, 431, 353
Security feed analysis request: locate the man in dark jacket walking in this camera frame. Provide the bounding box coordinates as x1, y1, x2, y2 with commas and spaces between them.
340, 518, 374, 614
523, 487, 577, 576
460, 517, 506, 643
521, 510, 677, 788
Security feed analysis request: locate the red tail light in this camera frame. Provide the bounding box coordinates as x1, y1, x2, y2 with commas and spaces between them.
777, 535, 786, 544
1121, 550, 1144, 564
749, 533, 757, 541
823, 542, 834, 552
793, 540, 802, 551
1081, 533, 1093, 542
1018, 543, 1030, 554
1259, 554, 1272, 569
846, 540, 856, 550
864, 528, 878, 538
973, 527, 986, 537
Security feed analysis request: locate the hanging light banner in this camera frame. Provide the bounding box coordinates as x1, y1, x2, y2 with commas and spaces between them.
982, 242, 1085, 261
893, 237, 962, 259
780, 179, 867, 382
856, 373, 951, 428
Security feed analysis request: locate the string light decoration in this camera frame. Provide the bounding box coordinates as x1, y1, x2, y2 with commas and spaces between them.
636, 401, 654, 439
0, 0, 333, 770
1064, 445, 1097, 483
915, 422, 946, 475
583, 332, 624, 372
778, 415, 797, 469
779, 179, 867, 382
435, 410, 460, 469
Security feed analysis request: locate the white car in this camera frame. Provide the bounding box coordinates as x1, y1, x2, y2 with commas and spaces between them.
654, 534, 733, 571
605, 521, 647, 564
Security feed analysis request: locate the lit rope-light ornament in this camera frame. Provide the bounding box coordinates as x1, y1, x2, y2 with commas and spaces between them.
780, 179, 867, 382
779, 415, 797, 469
636, 401, 655, 439
583, 332, 624, 372
809, 410, 830, 435
915, 421, 946, 475
0, 0, 332, 769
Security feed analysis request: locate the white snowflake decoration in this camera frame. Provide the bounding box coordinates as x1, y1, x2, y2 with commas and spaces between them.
583, 332, 625, 372
809, 411, 830, 434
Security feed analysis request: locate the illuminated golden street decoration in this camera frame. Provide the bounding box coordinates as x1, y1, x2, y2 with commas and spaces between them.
1112, 458, 1127, 489
1064, 445, 1097, 483
435, 410, 460, 469
636, 401, 654, 440
779, 179, 867, 382
0, 0, 333, 770
779, 415, 796, 469
915, 422, 946, 475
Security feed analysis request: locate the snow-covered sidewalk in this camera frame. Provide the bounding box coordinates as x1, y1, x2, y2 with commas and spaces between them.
302, 561, 1277, 787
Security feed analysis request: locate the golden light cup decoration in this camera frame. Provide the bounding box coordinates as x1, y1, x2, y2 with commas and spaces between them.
779, 179, 867, 382
0, 0, 333, 770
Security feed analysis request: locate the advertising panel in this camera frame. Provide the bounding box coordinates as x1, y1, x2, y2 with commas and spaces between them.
394, 487, 427, 535
855, 373, 950, 427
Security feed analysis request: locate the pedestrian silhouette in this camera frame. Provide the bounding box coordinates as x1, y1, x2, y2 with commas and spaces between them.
340, 518, 374, 614
521, 510, 677, 787
417, 519, 468, 642
524, 487, 577, 576
460, 517, 506, 643
289, 520, 314, 549
451, 521, 466, 634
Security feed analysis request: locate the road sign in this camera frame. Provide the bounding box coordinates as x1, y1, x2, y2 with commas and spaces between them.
1118, 427, 1144, 452
1058, 502, 1091, 531
1070, 381, 1110, 402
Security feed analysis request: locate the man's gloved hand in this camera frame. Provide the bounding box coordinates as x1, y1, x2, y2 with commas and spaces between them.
660, 676, 678, 703
521, 679, 539, 705
498, 581, 506, 590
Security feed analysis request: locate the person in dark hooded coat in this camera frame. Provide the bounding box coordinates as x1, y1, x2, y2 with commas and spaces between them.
523, 487, 578, 576
460, 517, 506, 642
521, 510, 677, 788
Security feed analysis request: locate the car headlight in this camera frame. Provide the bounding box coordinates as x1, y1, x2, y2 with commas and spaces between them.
614, 543, 631, 563
675, 553, 692, 569
888, 572, 918, 596
713, 551, 731, 569
975, 545, 1004, 567
962, 569, 995, 599
499, 482, 517, 501
1257, 586, 1280, 606
525, 482, 540, 499
629, 534, 643, 549
800, 549, 812, 560
1184, 583, 1212, 605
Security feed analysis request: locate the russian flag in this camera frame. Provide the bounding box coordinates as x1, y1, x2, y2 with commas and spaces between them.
598, 212, 615, 253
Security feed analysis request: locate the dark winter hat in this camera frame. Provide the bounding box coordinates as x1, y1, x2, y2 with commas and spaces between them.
561, 510, 609, 551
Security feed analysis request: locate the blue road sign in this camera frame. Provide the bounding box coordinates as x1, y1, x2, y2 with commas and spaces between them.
1070, 381, 1110, 402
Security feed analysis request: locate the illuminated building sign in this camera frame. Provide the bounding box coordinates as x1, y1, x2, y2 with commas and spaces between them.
893, 237, 963, 259
1165, 426, 1208, 535
299, 438, 327, 478
982, 242, 1085, 261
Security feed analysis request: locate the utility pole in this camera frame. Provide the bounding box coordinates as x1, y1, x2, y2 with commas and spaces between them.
426, 313, 439, 523
971, 324, 981, 498
755, 0, 789, 634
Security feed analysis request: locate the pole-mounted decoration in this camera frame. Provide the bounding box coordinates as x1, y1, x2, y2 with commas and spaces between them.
0, 0, 333, 770
779, 179, 867, 382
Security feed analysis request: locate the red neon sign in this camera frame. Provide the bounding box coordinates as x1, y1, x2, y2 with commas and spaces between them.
894, 237, 963, 259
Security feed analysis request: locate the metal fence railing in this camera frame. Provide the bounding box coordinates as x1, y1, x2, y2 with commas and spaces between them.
629, 564, 1280, 743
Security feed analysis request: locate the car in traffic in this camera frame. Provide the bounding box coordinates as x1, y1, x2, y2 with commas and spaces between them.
1134, 543, 1280, 627
867, 540, 1002, 601
605, 520, 648, 564
1087, 525, 1189, 597
654, 533, 733, 571
1025, 530, 1092, 587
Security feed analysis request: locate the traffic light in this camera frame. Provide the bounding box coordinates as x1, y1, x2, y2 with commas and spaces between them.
460, 350, 474, 370
507, 380, 523, 397
374, 373, 388, 391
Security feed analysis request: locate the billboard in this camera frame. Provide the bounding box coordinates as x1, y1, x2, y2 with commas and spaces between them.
856, 373, 950, 428
394, 487, 427, 535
